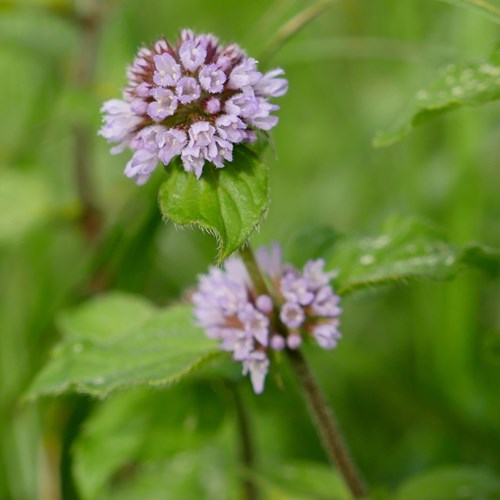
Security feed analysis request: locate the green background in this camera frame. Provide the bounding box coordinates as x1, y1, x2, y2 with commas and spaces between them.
0, 0, 499, 498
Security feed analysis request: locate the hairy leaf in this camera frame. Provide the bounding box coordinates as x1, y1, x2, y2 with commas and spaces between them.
395, 466, 500, 500
374, 59, 500, 147
27, 296, 220, 398
329, 217, 500, 296
158, 146, 269, 262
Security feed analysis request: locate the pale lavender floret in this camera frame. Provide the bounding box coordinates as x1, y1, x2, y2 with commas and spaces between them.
189, 121, 216, 148
199, 64, 227, 93
303, 259, 338, 290
280, 273, 315, 306
130, 98, 148, 114
311, 286, 342, 317
238, 304, 269, 346
176, 77, 201, 104
254, 69, 289, 97
242, 351, 269, 395
206, 137, 233, 168
99, 99, 142, 154
181, 146, 205, 178
179, 40, 207, 72
132, 125, 165, 152
228, 58, 262, 89
225, 88, 260, 119
158, 128, 187, 165
124, 149, 158, 185
287, 334, 302, 350
247, 99, 280, 131
153, 53, 181, 87
205, 97, 221, 114
312, 323, 341, 349
147, 88, 178, 121
256, 242, 282, 279
256, 295, 274, 314
270, 335, 285, 351
220, 329, 254, 361
216, 114, 247, 143
280, 302, 305, 329
136, 82, 151, 98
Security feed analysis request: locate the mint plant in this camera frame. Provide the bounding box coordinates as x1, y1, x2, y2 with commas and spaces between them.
11, 2, 499, 499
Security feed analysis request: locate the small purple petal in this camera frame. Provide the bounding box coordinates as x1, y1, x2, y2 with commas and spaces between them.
270, 335, 286, 351
158, 128, 187, 165
179, 40, 207, 72
181, 146, 205, 178
256, 295, 274, 314
243, 351, 269, 394
287, 334, 302, 350
199, 64, 227, 93
280, 302, 305, 329
153, 53, 181, 86
205, 97, 221, 114
176, 76, 201, 104
147, 88, 178, 121
228, 58, 262, 89
254, 68, 288, 97
188, 121, 216, 148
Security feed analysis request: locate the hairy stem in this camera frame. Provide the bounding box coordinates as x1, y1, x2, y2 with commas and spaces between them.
239, 245, 269, 297
229, 384, 259, 500
286, 349, 367, 498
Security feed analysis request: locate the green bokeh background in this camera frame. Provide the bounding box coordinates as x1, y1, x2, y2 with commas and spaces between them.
0, 0, 499, 498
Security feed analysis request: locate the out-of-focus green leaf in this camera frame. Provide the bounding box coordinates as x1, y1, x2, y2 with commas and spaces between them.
395, 466, 500, 500
73, 384, 226, 500
329, 217, 500, 296
58, 293, 157, 341
158, 146, 269, 263
0, 170, 52, 245
286, 224, 339, 267
27, 298, 220, 398
437, 0, 500, 25
104, 448, 236, 500
374, 59, 500, 147
255, 461, 350, 500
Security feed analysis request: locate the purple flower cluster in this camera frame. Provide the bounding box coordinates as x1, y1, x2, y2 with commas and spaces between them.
192, 245, 341, 394
99, 29, 287, 184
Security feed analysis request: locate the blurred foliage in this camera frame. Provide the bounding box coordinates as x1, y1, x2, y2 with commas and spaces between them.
0, 0, 499, 499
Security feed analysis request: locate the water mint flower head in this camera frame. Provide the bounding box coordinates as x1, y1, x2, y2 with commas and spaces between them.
99, 29, 288, 184
192, 244, 342, 394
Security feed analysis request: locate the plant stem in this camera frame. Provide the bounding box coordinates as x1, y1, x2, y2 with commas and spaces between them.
238, 245, 269, 297
229, 384, 259, 500
238, 242, 367, 498
286, 349, 367, 498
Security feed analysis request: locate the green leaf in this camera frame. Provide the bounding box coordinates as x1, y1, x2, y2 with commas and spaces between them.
254, 461, 351, 500
0, 169, 52, 245
330, 217, 500, 296
27, 296, 220, 398
58, 293, 158, 341
158, 146, 269, 262
73, 384, 226, 499
437, 0, 500, 25
374, 59, 500, 147
286, 224, 339, 267
395, 466, 500, 500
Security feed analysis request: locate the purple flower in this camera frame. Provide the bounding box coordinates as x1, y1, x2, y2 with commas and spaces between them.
192, 244, 342, 394
99, 30, 287, 183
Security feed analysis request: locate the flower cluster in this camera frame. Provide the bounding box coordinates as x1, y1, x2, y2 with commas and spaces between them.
99, 29, 287, 184
192, 245, 342, 394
